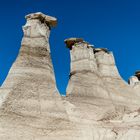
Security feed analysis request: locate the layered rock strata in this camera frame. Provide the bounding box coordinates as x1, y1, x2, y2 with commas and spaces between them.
64, 38, 140, 140
0, 13, 80, 140
1, 12, 140, 140
65, 38, 139, 102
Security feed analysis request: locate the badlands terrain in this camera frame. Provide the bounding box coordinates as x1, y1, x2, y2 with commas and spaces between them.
0, 12, 140, 140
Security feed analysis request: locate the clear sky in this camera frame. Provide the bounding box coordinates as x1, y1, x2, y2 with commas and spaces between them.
0, 0, 140, 94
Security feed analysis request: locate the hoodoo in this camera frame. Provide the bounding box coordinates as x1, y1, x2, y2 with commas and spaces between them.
65, 38, 138, 101
0, 13, 78, 140
1, 13, 140, 140
65, 38, 140, 139
0, 12, 60, 117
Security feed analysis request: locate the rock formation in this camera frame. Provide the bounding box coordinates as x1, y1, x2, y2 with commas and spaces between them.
128, 71, 140, 96
0, 12, 140, 140
0, 12, 79, 140
65, 38, 140, 139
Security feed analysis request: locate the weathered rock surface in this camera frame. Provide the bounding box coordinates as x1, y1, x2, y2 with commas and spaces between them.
0, 13, 81, 140
65, 38, 140, 140
128, 71, 140, 97
0, 13, 140, 140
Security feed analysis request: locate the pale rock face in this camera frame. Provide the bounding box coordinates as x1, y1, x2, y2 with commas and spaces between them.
95, 50, 121, 78
70, 42, 97, 73
64, 38, 140, 140
66, 39, 138, 101
1, 13, 140, 140
0, 13, 80, 140
129, 76, 139, 86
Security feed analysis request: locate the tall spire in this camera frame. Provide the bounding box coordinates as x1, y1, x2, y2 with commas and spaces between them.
0, 13, 74, 140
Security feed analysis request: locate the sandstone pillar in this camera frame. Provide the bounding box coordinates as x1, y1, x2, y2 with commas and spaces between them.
0, 13, 76, 140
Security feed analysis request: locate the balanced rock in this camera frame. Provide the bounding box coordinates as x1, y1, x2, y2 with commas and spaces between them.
26, 12, 57, 27
64, 38, 140, 140
1, 13, 140, 140
65, 37, 84, 50
0, 13, 79, 140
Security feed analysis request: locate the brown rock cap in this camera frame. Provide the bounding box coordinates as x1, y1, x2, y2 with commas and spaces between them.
25, 12, 57, 27
135, 71, 140, 80
64, 38, 84, 49
94, 48, 108, 53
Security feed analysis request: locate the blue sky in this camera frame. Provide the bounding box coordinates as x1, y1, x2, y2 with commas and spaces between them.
0, 0, 140, 94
